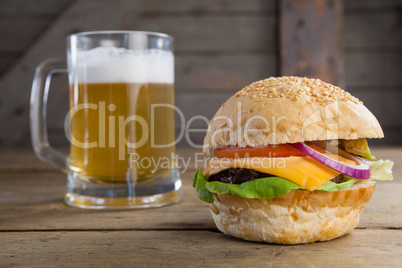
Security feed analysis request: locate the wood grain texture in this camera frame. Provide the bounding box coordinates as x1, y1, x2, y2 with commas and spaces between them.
345, 52, 402, 87
0, 0, 73, 78
0, 56, 16, 74
176, 54, 277, 90
136, 16, 277, 52
0, 178, 216, 231
353, 91, 402, 136
355, 92, 402, 124
0, 0, 71, 14
0, 230, 402, 267
343, 1, 402, 146
140, 0, 277, 13
0, 18, 51, 52
344, 12, 402, 50
280, 0, 344, 87
2, 3, 395, 53
344, 0, 402, 10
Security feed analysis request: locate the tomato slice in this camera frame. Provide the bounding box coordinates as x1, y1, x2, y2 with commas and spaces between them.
213, 144, 325, 158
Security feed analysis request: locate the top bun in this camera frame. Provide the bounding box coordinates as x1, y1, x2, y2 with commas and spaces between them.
204, 76, 383, 152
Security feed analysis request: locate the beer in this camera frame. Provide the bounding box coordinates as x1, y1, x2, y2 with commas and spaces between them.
68, 47, 176, 184
69, 82, 175, 183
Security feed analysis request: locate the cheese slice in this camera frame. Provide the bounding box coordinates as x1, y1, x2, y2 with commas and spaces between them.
204, 154, 356, 191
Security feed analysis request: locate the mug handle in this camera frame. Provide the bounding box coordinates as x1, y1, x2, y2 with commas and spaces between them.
30, 59, 68, 173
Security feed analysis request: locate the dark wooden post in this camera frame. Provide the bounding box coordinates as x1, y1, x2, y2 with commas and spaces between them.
279, 0, 344, 88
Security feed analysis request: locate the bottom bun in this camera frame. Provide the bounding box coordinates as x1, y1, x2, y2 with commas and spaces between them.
209, 181, 376, 244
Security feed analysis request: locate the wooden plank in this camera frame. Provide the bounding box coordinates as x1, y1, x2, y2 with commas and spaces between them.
344, 13, 402, 50
0, 174, 216, 231
44, 73, 70, 131
359, 147, 402, 227
371, 147, 402, 165
6, 0, 396, 15
344, 0, 402, 10
0, 0, 71, 14
368, 130, 402, 146
176, 54, 277, 90
0, 18, 51, 52
47, 132, 70, 148
140, 0, 277, 13
345, 52, 402, 87
0, 149, 60, 173
139, 4, 402, 52
353, 92, 402, 126
176, 132, 205, 148
136, 16, 277, 52
353, 56, 402, 89
0, 56, 17, 75
279, 0, 344, 87
5, 6, 399, 55
175, 93, 231, 125
0, 230, 401, 266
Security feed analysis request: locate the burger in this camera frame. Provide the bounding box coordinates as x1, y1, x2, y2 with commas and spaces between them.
193, 76, 394, 244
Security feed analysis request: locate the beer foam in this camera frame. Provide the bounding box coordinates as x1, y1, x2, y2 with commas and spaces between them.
72, 47, 174, 84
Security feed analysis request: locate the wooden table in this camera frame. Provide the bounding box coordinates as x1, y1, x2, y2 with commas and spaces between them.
1, 147, 401, 267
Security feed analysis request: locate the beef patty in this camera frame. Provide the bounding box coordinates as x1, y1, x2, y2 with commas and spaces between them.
208, 168, 343, 184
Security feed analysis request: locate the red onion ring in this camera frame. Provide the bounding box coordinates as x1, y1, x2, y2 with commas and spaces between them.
290, 142, 370, 179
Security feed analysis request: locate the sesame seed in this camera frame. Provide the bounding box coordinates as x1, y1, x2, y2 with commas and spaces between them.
233, 76, 362, 105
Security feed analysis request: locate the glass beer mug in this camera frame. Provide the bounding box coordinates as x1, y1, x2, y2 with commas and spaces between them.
30, 31, 182, 209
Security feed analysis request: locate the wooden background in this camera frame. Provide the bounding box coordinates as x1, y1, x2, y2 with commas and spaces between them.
0, 0, 401, 148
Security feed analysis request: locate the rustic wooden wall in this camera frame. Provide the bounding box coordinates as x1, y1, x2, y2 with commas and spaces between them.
344, 0, 402, 146
0, 0, 400, 148
0, 0, 72, 75
280, 0, 344, 87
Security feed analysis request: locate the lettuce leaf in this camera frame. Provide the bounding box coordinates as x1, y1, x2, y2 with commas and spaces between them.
315, 179, 357, 192
193, 170, 358, 203
368, 159, 394, 181
206, 176, 303, 200
193, 170, 214, 202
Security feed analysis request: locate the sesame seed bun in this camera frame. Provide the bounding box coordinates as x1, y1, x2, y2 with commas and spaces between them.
203, 76, 383, 153
201, 76, 382, 244
209, 181, 376, 244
